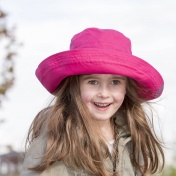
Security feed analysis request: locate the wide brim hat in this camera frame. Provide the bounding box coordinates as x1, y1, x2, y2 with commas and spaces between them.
36, 27, 164, 100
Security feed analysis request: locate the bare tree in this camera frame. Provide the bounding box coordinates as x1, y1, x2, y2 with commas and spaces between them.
0, 7, 21, 107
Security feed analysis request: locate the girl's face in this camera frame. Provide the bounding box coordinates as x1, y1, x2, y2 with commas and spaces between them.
79, 74, 126, 123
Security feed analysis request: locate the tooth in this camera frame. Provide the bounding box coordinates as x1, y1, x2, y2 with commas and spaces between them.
95, 103, 109, 107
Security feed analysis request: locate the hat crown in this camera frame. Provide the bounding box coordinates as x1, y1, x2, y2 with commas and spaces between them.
70, 28, 132, 54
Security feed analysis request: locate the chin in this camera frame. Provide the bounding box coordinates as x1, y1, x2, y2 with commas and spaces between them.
92, 116, 112, 121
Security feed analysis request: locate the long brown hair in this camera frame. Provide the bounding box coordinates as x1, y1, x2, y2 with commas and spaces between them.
25, 76, 165, 175
124, 78, 165, 174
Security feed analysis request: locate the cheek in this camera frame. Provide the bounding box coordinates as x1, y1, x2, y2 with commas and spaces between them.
114, 89, 126, 101
121, 86, 126, 96
81, 94, 91, 104
80, 88, 92, 104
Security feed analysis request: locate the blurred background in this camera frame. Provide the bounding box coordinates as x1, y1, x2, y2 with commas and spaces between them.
0, 0, 175, 175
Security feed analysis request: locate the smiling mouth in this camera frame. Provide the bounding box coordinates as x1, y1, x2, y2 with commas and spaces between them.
94, 102, 111, 108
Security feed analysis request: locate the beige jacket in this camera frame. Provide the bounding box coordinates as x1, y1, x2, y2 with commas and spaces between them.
20, 115, 140, 176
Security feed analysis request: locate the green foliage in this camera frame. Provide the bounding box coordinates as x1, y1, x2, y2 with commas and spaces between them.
0, 7, 21, 106
152, 165, 176, 176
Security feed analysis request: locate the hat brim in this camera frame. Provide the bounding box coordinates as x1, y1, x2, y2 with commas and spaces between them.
35, 48, 164, 100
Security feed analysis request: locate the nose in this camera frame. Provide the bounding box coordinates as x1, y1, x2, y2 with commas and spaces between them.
97, 85, 110, 98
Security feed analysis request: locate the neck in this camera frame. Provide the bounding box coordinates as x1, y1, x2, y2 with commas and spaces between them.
95, 119, 115, 141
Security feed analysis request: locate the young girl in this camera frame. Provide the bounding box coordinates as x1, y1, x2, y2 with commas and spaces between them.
21, 27, 165, 176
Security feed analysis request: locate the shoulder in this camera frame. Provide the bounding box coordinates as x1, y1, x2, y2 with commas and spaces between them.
35, 107, 52, 120
21, 108, 52, 175
21, 133, 47, 174
21, 161, 69, 176
40, 161, 69, 176
31, 107, 53, 137
21, 160, 91, 176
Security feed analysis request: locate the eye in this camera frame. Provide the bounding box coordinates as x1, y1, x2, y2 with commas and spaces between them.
88, 80, 98, 85
112, 80, 120, 85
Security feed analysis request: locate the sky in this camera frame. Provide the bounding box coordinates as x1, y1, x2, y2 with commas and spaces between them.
0, 0, 175, 163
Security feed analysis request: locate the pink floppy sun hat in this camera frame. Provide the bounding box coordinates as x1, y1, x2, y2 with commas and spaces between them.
35, 27, 164, 100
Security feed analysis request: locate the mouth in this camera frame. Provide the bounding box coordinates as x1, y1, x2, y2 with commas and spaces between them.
94, 102, 111, 108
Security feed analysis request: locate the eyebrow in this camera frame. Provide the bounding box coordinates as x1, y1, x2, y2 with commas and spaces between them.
81, 75, 126, 80
81, 75, 98, 80
111, 76, 126, 80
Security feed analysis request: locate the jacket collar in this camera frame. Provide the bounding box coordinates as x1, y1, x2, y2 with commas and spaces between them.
114, 112, 131, 140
